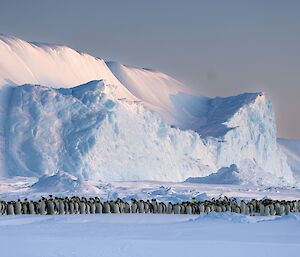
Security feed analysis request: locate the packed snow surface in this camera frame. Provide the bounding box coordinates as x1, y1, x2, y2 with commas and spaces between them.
1, 177, 300, 202
0, 34, 295, 185
1, 213, 300, 257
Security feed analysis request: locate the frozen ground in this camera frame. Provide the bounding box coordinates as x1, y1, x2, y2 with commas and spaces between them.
1, 213, 300, 257
1, 176, 300, 201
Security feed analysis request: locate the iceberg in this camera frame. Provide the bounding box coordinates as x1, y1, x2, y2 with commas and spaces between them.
0, 34, 294, 185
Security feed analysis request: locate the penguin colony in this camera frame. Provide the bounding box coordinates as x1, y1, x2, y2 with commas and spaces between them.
0, 196, 299, 216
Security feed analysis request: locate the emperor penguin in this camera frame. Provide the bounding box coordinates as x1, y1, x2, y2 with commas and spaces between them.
292, 201, 297, 212
254, 199, 260, 213
68, 200, 75, 215
162, 202, 167, 213
285, 204, 290, 215
34, 201, 39, 213
79, 200, 86, 214
278, 204, 285, 216
39, 200, 47, 215
248, 204, 254, 215
85, 200, 91, 214
264, 205, 270, 216
215, 205, 222, 213
131, 200, 138, 213
89, 200, 96, 214
226, 205, 232, 212
199, 203, 205, 213
14, 200, 22, 215
240, 201, 246, 214
204, 205, 211, 214
1, 201, 7, 215
54, 197, 60, 214
151, 199, 158, 214
157, 202, 163, 214
269, 204, 276, 216
65, 198, 70, 214
180, 204, 185, 214
244, 205, 250, 215
192, 204, 198, 214
112, 202, 120, 214
7, 202, 15, 215
46, 199, 55, 215
22, 199, 29, 214
186, 204, 192, 215
118, 201, 125, 214
144, 201, 150, 214
29, 201, 36, 214
221, 204, 227, 212
259, 203, 265, 216
167, 202, 173, 214
103, 201, 111, 213
274, 202, 281, 215
124, 202, 131, 213
95, 200, 103, 214
58, 200, 65, 215
174, 204, 181, 214
235, 206, 241, 214
137, 200, 145, 214
74, 200, 80, 214
0, 201, 3, 215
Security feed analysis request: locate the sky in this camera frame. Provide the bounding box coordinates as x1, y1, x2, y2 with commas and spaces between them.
0, 0, 299, 138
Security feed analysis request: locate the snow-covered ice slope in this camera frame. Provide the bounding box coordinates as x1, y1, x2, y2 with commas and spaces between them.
0, 34, 294, 185
106, 61, 209, 132
0, 34, 135, 98
278, 138, 300, 180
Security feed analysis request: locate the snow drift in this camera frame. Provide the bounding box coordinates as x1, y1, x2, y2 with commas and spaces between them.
0, 34, 295, 185
185, 165, 242, 185
31, 172, 82, 193
31, 171, 100, 194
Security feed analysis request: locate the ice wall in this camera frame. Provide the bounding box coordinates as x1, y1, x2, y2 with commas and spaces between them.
2, 81, 294, 185
4, 81, 214, 180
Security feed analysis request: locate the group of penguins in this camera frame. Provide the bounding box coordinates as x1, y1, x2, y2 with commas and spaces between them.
1, 196, 300, 216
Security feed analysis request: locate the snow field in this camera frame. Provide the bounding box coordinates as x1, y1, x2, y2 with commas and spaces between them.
0, 213, 300, 257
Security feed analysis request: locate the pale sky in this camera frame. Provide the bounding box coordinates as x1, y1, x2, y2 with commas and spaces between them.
0, 0, 299, 138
